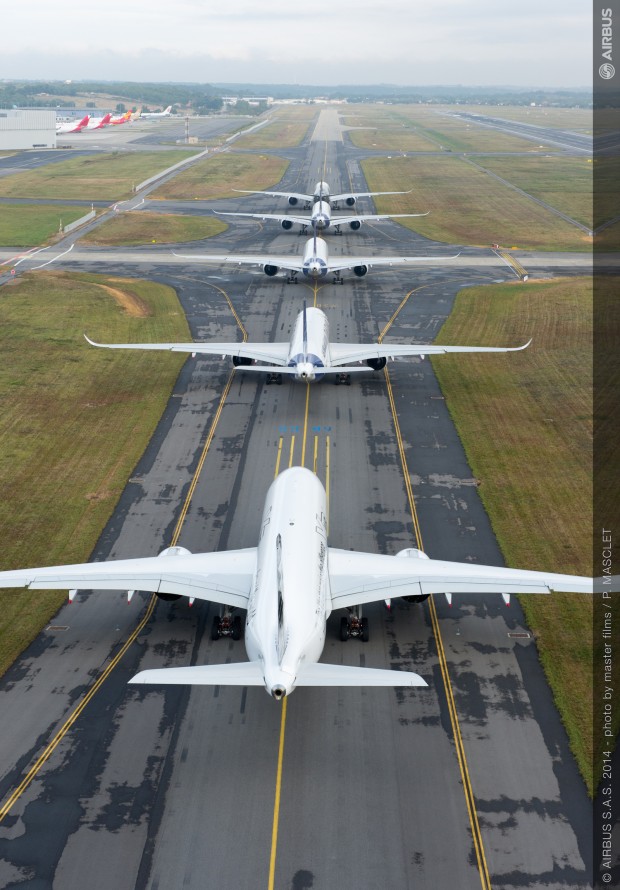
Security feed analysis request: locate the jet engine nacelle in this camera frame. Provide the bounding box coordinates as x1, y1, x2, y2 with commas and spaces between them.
366, 356, 387, 371
233, 356, 253, 367
353, 265, 368, 277
155, 546, 192, 601
288, 197, 298, 206
263, 264, 279, 277
345, 197, 356, 206
281, 219, 293, 230
349, 220, 362, 231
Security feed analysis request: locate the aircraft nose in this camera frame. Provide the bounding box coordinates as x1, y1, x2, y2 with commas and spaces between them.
271, 686, 287, 700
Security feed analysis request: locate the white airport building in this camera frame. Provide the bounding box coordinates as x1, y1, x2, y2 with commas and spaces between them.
0, 109, 56, 150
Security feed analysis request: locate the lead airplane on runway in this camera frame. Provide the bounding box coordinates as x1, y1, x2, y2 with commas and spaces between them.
214, 200, 428, 234
0, 468, 591, 700
174, 230, 459, 283
55, 114, 90, 134
85, 304, 531, 385
236, 180, 412, 210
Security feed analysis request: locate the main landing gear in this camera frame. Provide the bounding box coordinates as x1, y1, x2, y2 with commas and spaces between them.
266, 373, 283, 385
286, 272, 299, 284
340, 607, 369, 642
333, 373, 351, 386
332, 272, 344, 285
211, 608, 243, 641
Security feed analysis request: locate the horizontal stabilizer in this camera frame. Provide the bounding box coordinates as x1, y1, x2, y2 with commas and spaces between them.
295, 662, 427, 687
130, 661, 265, 686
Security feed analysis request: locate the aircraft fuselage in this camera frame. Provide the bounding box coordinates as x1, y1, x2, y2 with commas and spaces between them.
286, 307, 330, 381
244, 468, 331, 698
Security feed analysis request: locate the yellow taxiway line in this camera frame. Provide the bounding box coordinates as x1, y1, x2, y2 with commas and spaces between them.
383, 301, 493, 889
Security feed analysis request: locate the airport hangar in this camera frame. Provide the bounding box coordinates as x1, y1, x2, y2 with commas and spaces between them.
0, 109, 56, 150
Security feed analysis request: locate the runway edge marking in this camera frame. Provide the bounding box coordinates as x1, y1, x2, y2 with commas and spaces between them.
0, 286, 245, 824
383, 361, 493, 890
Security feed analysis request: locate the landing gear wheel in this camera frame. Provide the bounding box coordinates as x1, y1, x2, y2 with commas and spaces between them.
361, 616, 370, 642
211, 615, 221, 641
232, 615, 243, 641
340, 616, 350, 641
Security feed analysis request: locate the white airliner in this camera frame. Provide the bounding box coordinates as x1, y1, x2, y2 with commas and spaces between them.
83, 112, 112, 130
140, 105, 173, 119
0, 467, 591, 699
174, 232, 459, 283
215, 200, 428, 234
85, 305, 531, 385
236, 180, 412, 210
55, 114, 90, 134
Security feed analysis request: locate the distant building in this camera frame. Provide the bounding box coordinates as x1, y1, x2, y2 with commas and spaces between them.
0, 109, 56, 150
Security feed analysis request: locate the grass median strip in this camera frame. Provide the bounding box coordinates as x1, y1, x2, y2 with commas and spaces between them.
80, 211, 227, 246
0, 204, 90, 247
0, 151, 199, 201
152, 152, 289, 201
362, 155, 591, 250
430, 277, 593, 792
0, 270, 190, 677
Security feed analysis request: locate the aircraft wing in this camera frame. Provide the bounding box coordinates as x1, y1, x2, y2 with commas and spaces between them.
332, 212, 429, 226
330, 189, 413, 202
234, 189, 312, 203
328, 253, 460, 273
329, 340, 531, 366
215, 211, 311, 227
85, 335, 290, 366
0, 549, 257, 609
172, 250, 307, 274
328, 548, 592, 608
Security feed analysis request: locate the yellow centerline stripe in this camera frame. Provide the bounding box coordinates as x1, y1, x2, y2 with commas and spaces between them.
268, 378, 314, 889
384, 353, 492, 889
0, 283, 244, 824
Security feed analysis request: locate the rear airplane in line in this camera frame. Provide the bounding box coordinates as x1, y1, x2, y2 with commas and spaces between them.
84, 112, 112, 130
140, 105, 173, 118
85, 304, 531, 385
109, 110, 133, 125
236, 180, 412, 210
0, 468, 592, 699
173, 230, 460, 283
214, 201, 428, 234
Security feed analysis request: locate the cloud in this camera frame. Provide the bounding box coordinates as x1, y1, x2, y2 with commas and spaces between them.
2, 1, 590, 86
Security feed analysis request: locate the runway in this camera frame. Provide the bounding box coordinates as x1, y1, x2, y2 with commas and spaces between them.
0, 115, 592, 889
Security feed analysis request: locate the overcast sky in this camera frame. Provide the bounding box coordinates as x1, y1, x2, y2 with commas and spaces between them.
2, 1, 591, 87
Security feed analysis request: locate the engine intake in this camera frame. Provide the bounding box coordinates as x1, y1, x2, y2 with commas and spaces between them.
233, 356, 253, 367
353, 265, 368, 277
366, 357, 386, 371
349, 220, 361, 231
263, 265, 279, 277
345, 197, 356, 206
281, 219, 293, 230
288, 197, 298, 206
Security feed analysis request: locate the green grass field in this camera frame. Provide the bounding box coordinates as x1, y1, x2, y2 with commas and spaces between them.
151, 153, 288, 200
0, 151, 198, 201
0, 271, 190, 677
234, 120, 311, 149
474, 156, 593, 228
346, 126, 438, 151
80, 211, 227, 245
430, 277, 593, 791
0, 204, 89, 246
361, 155, 592, 250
